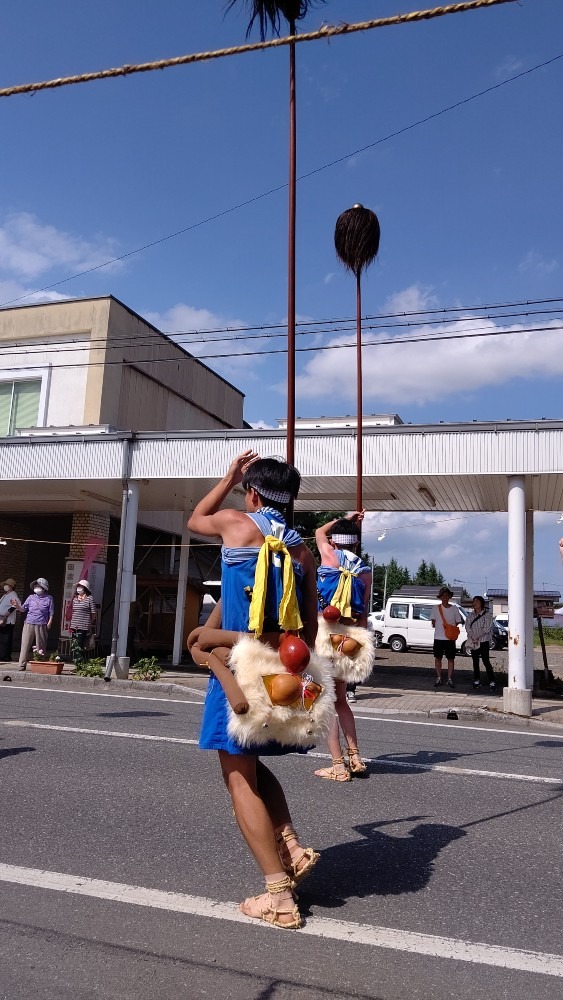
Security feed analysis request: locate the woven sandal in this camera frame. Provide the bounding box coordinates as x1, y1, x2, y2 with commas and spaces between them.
240, 876, 302, 929
347, 747, 367, 776
314, 756, 351, 782
276, 828, 320, 884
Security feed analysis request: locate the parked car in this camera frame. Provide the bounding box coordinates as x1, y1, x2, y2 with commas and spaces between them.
367, 610, 385, 631
375, 596, 469, 655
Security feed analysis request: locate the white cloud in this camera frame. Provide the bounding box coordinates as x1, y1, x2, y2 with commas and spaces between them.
495, 56, 524, 80
363, 511, 508, 593
287, 284, 563, 405
518, 250, 558, 276
249, 419, 276, 429
143, 302, 261, 383
0, 279, 69, 306
0, 212, 122, 281
383, 284, 438, 315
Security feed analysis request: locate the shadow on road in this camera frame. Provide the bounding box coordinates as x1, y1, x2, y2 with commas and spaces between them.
0, 745, 36, 760
304, 816, 466, 909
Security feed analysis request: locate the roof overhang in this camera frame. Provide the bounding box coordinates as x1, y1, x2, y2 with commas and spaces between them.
1, 420, 563, 515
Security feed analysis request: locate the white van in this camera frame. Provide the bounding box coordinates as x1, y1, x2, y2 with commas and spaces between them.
374, 596, 469, 655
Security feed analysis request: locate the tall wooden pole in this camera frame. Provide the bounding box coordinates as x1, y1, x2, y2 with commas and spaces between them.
286, 19, 296, 471
356, 271, 363, 514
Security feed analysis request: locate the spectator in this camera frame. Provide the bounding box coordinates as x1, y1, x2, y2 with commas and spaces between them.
69, 580, 97, 663
0, 578, 20, 662
12, 577, 54, 671
431, 586, 463, 689
465, 595, 497, 691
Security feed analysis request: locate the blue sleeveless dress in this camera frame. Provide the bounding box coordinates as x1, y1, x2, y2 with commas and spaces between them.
317, 549, 369, 619
198, 508, 308, 756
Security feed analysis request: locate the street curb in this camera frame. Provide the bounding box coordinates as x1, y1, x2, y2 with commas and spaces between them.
3, 669, 563, 730
0, 669, 205, 700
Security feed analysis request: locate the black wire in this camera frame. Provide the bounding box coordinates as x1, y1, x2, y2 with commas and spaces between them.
2, 300, 563, 360
1, 52, 561, 309
1, 321, 560, 372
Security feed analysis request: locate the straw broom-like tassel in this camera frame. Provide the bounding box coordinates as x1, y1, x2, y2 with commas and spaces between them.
334, 205, 381, 519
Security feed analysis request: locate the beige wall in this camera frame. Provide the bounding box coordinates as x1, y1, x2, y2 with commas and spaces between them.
103, 299, 244, 431
0, 297, 245, 433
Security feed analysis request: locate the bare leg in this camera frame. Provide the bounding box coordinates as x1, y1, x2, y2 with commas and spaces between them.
314, 712, 349, 781
218, 751, 300, 928
219, 751, 281, 874
447, 658, 455, 682
434, 657, 443, 682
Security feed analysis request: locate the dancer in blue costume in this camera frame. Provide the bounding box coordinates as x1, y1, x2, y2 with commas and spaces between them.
315, 513, 371, 781
188, 452, 319, 929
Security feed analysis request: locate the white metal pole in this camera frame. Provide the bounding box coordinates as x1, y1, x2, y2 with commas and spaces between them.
503, 476, 531, 716
116, 482, 139, 663
172, 521, 191, 667
525, 509, 535, 689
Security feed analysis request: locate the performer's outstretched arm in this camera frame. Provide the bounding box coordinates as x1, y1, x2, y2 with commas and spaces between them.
188, 450, 259, 539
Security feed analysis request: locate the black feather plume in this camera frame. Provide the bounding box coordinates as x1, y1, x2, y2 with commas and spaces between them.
334, 205, 381, 278
226, 1, 325, 40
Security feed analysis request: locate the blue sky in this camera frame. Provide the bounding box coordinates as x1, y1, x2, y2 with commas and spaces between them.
1, 1, 563, 592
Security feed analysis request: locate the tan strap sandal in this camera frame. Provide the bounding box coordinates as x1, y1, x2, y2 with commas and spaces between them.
347, 747, 367, 776
240, 876, 302, 929
276, 828, 320, 884
314, 756, 351, 782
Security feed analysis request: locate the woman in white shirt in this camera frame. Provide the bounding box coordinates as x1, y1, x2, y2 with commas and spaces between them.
0, 578, 20, 662
465, 595, 496, 691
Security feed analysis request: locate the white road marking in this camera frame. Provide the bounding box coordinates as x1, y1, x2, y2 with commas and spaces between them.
0, 862, 561, 977
3, 720, 562, 786
2, 720, 199, 747
354, 715, 563, 740
0, 684, 205, 704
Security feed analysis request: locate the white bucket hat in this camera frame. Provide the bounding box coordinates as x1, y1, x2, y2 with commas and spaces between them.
77, 579, 91, 591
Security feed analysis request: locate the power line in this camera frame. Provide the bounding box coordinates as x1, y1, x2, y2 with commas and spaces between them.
0, 321, 560, 374
2, 48, 560, 310
2, 298, 562, 360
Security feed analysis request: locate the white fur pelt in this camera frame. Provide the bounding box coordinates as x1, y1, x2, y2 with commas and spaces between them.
227, 635, 335, 749
315, 616, 376, 683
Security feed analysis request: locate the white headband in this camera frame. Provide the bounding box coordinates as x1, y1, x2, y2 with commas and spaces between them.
331, 533, 359, 545
249, 484, 293, 504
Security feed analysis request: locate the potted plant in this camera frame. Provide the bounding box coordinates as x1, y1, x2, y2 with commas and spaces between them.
28, 647, 64, 675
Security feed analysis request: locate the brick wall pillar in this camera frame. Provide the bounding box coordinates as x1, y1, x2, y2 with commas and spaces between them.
69, 513, 110, 564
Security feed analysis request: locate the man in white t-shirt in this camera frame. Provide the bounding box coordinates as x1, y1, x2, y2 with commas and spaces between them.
431, 586, 464, 689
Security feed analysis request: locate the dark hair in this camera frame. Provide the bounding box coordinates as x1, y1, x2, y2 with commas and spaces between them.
329, 518, 360, 545
242, 456, 301, 512
473, 595, 486, 610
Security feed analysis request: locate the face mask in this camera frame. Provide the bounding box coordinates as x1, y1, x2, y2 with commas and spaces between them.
3, 585, 10, 592
76, 587, 84, 594
33, 587, 43, 595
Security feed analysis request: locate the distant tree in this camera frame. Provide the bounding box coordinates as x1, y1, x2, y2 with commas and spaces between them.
413, 559, 429, 585
386, 557, 411, 597
426, 562, 445, 586
294, 511, 347, 562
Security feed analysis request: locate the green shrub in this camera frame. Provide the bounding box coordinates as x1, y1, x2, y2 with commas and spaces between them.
534, 626, 563, 646
75, 657, 106, 678
133, 656, 162, 682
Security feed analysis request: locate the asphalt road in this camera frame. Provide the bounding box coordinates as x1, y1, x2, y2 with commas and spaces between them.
1, 684, 563, 1000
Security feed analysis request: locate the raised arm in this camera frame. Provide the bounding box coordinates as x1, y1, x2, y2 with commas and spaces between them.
188, 450, 259, 538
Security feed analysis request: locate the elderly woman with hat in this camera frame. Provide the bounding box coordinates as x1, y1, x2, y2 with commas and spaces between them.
69, 580, 97, 663
0, 577, 21, 662
11, 577, 54, 671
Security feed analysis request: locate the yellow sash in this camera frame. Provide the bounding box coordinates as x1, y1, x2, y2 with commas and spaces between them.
248, 535, 303, 638
330, 568, 358, 620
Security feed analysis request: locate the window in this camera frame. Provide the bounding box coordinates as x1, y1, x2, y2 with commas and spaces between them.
0, 379, 42, 436
412, 604, 434, 621
389, 603, 408, 620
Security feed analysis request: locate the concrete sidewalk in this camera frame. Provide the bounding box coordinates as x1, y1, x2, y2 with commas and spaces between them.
3, 659, 563, 728
158, 663, 563, 727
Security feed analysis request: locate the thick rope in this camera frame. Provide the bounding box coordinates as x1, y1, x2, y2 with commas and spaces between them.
0, 0, 515, 99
